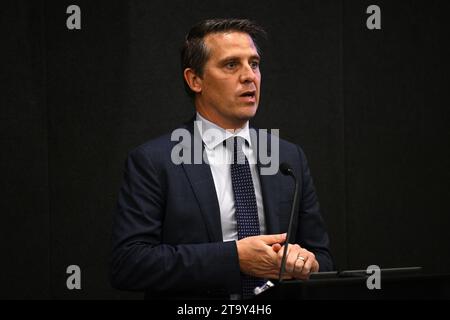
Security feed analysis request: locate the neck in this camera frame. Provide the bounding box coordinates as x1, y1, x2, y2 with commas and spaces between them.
196, 106, 246, 131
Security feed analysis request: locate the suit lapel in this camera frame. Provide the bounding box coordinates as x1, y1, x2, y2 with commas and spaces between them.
252, 128, 281, 234
259, 172, 281, 234
180, 120, 223, 242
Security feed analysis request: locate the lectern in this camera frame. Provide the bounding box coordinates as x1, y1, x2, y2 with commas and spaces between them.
254, 267, 450, 299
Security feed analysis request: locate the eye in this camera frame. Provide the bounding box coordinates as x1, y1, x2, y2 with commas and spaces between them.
250, 61, 260, 69
225, 62, 237, 69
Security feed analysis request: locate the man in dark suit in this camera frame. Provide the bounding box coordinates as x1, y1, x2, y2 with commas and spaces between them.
110, 18, 333, 299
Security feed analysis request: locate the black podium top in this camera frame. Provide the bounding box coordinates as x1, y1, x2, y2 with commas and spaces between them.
255, 267, 450, 299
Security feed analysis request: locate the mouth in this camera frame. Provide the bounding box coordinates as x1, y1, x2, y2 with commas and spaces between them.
238, 90, 257, 103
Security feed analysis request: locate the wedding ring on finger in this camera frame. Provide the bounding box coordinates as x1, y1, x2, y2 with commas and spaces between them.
293, 254, 305, 273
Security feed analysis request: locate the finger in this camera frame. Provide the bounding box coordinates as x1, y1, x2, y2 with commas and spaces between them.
276, 243, 292, 269
272, 243, 282, 252
311, 260, 320, 273
276, 244, 286, 260
290, 258, 302, 275
276, 243, 295, 259
300, 257, 313, 277
277, 244, 300, 272
307, 252, 319, 273
294, 251, 317, 279
258, 233, 287, 245
285, 245, 302, 274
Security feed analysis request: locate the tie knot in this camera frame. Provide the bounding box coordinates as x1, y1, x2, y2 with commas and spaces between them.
224, 137, 247, 165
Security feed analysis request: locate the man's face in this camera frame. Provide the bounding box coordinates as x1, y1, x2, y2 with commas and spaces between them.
195, 32, 261, 129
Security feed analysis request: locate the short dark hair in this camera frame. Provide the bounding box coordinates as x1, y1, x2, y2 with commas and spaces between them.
180, 18, 266, 98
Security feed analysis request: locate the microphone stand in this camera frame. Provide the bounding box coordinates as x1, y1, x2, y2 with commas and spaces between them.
278, 166, 299, 282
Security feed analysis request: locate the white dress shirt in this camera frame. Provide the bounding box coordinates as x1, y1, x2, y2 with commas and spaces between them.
196, 113, 267, 241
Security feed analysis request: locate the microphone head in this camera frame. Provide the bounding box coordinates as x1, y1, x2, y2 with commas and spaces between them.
279, 162, 293, 176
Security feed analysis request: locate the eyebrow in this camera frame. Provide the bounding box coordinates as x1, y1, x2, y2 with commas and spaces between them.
219, 55, 261, 63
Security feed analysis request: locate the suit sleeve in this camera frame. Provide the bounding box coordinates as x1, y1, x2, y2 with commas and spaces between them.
110, 147, 242, 294
296, 145, 335, 271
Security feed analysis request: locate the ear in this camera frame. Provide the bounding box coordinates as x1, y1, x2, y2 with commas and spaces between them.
183, 68, 202, 94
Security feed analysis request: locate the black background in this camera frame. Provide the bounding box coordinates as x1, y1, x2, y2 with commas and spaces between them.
1, 0, 449, 299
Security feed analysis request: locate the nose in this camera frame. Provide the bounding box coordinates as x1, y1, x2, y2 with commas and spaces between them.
239, 63, 257, 83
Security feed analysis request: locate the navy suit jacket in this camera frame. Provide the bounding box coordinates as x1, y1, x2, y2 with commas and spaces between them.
110, 120, 333, 299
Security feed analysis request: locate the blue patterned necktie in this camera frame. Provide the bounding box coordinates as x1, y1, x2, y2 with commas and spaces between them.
230, 137, 265, 299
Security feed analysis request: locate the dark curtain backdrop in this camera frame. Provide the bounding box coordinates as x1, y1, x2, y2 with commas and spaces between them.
1, 0, 449, 299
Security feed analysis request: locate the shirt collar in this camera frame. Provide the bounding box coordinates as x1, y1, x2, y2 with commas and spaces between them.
196, 112, 252, 150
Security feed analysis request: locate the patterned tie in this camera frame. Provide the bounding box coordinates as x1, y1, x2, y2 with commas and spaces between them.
230, 137, 265, 299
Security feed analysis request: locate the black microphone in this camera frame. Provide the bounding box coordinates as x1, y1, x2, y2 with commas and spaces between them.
278, 162, 299, 282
